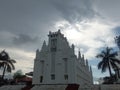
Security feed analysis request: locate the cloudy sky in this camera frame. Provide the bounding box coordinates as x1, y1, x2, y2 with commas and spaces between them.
0, 0, 120, 82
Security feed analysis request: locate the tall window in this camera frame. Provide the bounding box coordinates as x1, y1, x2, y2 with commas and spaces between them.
41, 61, 44, 74
40, 76, 43, 83
51, 74, 55, 80
63, 58, 68, 73
64, 74, 68, 80
51, 52, 55, 73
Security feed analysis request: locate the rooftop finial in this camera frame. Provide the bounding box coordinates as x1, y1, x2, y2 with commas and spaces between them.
72, 44, 74, 48
86, 59, 89, 66
49, 31, 51, 35
71, 44, 75, 54
78, 50, 81, 59
41, 40, 47, 51
58, 29, 61, 33
36, 49, 39, 59
43, 40, 46, 45
82, 54, 84, 60
90, 66, 92, 72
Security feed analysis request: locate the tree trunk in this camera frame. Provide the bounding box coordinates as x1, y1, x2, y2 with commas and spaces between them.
2, 65, 7, 80
108, 63, 112, 77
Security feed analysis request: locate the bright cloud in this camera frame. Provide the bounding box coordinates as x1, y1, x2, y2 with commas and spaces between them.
0, 47, 35, 74
55, 19, 117, 60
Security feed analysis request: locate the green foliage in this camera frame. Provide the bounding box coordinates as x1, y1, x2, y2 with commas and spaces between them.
0, 50, 16, 79
96, 47, 120, 78
13, 70, 25, 79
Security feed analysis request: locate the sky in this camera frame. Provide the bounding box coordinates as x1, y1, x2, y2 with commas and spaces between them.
0, 0, 120, 82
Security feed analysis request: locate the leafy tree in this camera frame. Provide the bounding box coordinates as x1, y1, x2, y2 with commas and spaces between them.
0, 50, 16, 80
13, 70, 25, 80
96, 47, 120, 78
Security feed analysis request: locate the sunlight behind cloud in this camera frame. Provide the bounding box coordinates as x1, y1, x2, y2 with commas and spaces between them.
55, 19, 116, 60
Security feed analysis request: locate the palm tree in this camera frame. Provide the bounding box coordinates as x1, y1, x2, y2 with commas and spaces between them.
96, 47, 120, 78
0, 50, 16, 80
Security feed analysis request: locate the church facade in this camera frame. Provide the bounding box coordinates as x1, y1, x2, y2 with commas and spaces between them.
32, 30, 93, 90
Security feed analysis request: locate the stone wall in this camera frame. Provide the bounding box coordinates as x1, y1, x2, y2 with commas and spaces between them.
92, 84, 120, 90
101, 84, 120, 90
0, 85, 25, 90
92, 85, 100, 90
0, 84, 120, 90
31, 85, 67, 90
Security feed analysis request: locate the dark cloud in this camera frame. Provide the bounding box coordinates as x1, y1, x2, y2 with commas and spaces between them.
0, 0, 96, 33
52, 0, 96, 23
12, 34, 39, 45
0, 0, 97, 52
94, 0, 120, 22
0, 0, 60, 35
113, 26, 120, 35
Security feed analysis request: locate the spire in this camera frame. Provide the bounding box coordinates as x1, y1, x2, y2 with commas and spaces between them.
36, 49, 39, 59
89, 66, 93, 83
72, 44, 74, 49
41, 40, 47, 51
71, 44, 75, 53
90, 66, 92, 72
36, 49, 39, 53
82, 54, 84, 61
90, 66, 93, 77
86, 59, 89, 67
58, 29, 61, 33
78, 50, 81, 59
49, 31, 51, 35
82, 54, 85, 65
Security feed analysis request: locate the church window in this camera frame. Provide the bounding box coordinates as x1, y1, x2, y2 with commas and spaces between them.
63, 58, 68, 73
64, 74, 68, 80
40, 76, 43, 83
51, 48, 56, 52
51, 74, 55, 80
41, 61, 44, 74
51, 52, 55, 73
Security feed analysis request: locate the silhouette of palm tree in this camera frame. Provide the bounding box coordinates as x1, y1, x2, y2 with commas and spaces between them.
0, 50, 16, 80
96, 47, 120, 78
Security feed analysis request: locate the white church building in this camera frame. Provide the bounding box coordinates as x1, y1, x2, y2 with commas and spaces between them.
32, 30, 93, 90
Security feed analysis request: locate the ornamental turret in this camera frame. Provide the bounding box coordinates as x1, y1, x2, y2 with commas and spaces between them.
41, 40, 47, 52
78, 50, 81, 60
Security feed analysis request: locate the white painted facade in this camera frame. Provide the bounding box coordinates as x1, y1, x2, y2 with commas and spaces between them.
32, 30, 93, 88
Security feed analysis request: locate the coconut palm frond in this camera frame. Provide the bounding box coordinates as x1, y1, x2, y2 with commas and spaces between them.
0, 50, 16, 79
96, 54, 104, 58
96, 47, 120, 77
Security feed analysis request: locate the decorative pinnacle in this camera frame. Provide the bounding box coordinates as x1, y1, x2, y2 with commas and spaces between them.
78, 50, 81, 59
82, 54, 84, 60
58, 29, 61, 33
86, 59, 88, 66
